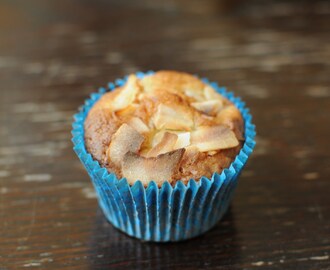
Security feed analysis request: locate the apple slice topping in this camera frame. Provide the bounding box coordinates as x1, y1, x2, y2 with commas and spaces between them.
152, 130, 191, 149
191, 125, 239, 152
215, 105, 244, 140
174, 132, 191, 149
147, 132, 178, 157
153, 103, 193, 131
121, 148, 185, 186
191, 100, 223, 116
111, 75, 140, 111
184, 89, 205, 102
107, 123, 144, 166
128, 117, 149, 133
215, 105, 241, 123
204, 85, 223, 101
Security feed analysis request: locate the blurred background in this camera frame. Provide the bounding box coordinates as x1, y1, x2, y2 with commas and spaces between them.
0, 0, 329, 269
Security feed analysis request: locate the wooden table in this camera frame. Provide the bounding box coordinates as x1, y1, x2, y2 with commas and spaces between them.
1, 0, 329, 269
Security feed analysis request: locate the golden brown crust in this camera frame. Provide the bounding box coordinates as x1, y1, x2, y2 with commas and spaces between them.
84, 71, 244, 186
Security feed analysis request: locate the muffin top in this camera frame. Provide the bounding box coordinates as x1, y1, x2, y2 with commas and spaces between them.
84, 71, 244, 186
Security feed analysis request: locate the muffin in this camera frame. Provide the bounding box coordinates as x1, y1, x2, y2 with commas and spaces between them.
72, 71, 256, 242
84, 71, 244, 186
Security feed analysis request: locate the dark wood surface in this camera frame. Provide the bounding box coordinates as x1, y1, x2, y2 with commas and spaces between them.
1, 0, 330, 269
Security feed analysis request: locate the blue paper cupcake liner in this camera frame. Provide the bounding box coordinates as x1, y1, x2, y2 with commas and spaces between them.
72, 71, 256, 242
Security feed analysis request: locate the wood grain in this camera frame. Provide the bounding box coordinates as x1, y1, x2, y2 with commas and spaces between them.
0, 0, 329, 269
